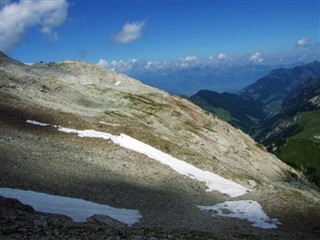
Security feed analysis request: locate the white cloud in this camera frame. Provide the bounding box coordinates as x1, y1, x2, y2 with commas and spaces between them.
249, 52, 263, 63
157, 61, 168, 69
113, 20, 146, 44
97, 58, 138, 73
0, 0, 68, 53
217, 53, 227, 60
97, 59, 109, 68
177, 56, 201, 68
296, 37, 308, 47
180, 62, 189, 68
184, 56, 198, 61
145, 61, 160, 69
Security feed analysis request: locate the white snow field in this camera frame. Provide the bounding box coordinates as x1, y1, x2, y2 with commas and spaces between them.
27, 120, 249, 198
0, 188, 142, 225
198, 200, 281, 229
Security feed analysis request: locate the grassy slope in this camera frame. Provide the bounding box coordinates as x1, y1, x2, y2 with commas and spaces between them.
189, 96, 232, 121
190, 91, 266, 135
278, 111, 320, 185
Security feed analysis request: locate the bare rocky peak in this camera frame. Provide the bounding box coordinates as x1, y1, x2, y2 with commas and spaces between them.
31, 60, 157, 94
0, 51, 159, 94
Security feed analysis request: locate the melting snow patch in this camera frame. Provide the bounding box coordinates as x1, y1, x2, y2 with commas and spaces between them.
26, 120, 50, 127
198, 200, 281, 229
99, 121, 122, 127
26, 120, 250, 198
0, 188, 142, 225
112, 134, 249, 197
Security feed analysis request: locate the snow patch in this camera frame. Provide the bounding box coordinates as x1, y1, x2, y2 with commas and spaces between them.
26, 120, 50, 127
26, 120, 250, 198
115, 81, 121, 86
198, 200, 281, 229
113, 134, 249, 197
309, 95, 320, 108
0, 188, 142, 225
99, 121, 122, 127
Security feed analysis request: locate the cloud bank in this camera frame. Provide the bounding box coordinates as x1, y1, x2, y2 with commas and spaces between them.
97, 51, 318, 75
0, 0, 68, 53
217, 53, 227, 60
98, 58, 138, 72
97, 54, 232, 74
113, 20, 146, 44
249, 52, 263, 63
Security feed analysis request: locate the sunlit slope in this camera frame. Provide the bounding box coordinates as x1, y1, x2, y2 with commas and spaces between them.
1, 51, 320, 239
276, 111, 320, 185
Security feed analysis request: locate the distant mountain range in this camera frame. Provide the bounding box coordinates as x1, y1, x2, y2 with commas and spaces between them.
258, 75, 320, 185
190, 61, 320, 185
129, 64, 282, 96
240, 61, 320, 114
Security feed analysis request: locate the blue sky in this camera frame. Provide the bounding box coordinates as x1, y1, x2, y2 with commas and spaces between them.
1, 0, 319, 66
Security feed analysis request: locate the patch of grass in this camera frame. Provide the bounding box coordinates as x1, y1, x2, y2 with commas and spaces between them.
104, 110, 127, 119
273, 111, 320, 186
96, 87, 112, 95
83, 84, 112, 97
255, 143, 266, 151
293, 111, 320, 140
265, 100, 283, 115
124, 94, 166, 107
211, 107, 232, 122
122, 93, 169, 116
77, 98, 101, 108
184, 120, 202, 133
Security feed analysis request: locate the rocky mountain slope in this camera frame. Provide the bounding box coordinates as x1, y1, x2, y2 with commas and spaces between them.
258, 76, 320, 185
240, 61, 320, 115
280, 76, 320, 116
0, 52, 319, 239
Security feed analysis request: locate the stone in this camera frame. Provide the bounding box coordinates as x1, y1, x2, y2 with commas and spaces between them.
248, 180, 257, 189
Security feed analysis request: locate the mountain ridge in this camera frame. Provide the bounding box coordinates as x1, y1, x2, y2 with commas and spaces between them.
240, 61, 320, 114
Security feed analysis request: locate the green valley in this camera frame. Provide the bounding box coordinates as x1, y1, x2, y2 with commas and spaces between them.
190, 62, 320, 186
